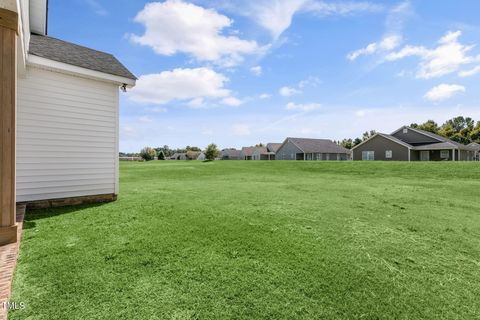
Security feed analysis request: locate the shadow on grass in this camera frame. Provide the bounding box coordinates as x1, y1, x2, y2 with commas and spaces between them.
24, 203, 106, 226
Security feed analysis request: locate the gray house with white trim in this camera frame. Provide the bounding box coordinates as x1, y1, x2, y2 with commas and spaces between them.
276, 138, 350, 161
468, 142, 480, 161
352, 126, 477, 161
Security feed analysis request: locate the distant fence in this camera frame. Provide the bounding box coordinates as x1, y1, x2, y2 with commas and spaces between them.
119, 157, 143, 161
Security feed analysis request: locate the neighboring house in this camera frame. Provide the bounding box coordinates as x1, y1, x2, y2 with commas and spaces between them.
241, 147, 255, 160
171, 153, 188, 160
276, 138, 350, 160
352, 126, 477, 161
0, 1, 136, 245
220, 149, 242, 160
468, 142, 480, 161
267, 143, 282, 153
252, 147, 276, 160
196, 152, 206, 161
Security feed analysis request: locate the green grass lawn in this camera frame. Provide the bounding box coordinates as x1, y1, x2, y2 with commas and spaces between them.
9, 161, 480, 319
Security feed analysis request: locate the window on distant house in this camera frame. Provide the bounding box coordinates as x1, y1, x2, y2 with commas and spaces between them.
362, 151, 374, 160
385, 150, 393, 159
440, 150, 449, 159
403, 128, 408, 134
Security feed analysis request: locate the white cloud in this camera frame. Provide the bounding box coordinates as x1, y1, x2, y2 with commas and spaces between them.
148, 106, 168, 113
187, 98, 206, 108
279, 86, 301, 97
232, 124, 251, 136
385, 30, 480, 79
298, 76, 321, 88
286, 102, 321, 111
222, 97, 244, 107
248, 0, 382, 40
279, 76, 319, 96
259, 93, 271, 99
347, 35, 402, 60
459, 65, 480, 77
139, 116, 153, 123
250, 0, 307, 40
129, 68, 236, 106
347, 1, 413, 61
305, 1, 383, 16
250, 66, 263, 76
86, 0, 108, 16
424, 84, 465, 102
131, 0, 261, 66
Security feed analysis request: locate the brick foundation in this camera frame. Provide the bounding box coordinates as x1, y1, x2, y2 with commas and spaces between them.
0, 205, 25, 320
20, 194, 117, 210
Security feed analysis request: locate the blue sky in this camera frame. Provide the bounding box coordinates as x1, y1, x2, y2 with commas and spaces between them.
49, 0, 480, 152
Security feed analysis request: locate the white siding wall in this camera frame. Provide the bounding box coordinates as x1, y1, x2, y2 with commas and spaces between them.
29, 0, 47, 35
16, 66, 119, 202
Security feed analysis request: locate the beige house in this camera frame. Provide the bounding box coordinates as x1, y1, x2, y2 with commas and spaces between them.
0, 1, 136, 245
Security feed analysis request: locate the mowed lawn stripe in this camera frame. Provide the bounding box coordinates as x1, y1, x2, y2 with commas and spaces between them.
9, 161, 480, 319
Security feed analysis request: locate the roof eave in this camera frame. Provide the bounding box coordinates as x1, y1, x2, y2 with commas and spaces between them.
28, 54, 136, 87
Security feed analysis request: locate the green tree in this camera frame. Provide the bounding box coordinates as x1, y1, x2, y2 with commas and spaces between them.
339, 138, 353, 149
157, 150, 165, 160
362, 130, 376, 141
439, 116, 475, 143
353, 138, 363, 146
140, 147, 156, 161
470, 121, 480, 142
205, 143, 220, 161
414, 120, 440, 133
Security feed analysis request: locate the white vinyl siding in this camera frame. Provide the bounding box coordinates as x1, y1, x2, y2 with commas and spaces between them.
16, 66, 119, 202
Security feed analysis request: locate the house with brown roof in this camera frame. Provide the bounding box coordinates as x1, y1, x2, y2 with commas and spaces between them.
241, 147, 255, 160
352, 126, 477, 161
275, 138, 350, 161
266, 143, 282, 153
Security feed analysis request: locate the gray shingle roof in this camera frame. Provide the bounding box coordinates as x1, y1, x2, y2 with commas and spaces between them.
412, 142, 457, 150
288, 138, 350, 153
266, 143, 282, 153
221, 149, 241, 157
468, 142, 480, 151
29, 34, 136, 80
405, 127, 477, 150
377, 133, 413, 148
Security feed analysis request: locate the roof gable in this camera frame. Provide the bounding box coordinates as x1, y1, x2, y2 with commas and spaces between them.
391, 126, 443, 145
351, 133, 412, 150
266, 143, 282, 153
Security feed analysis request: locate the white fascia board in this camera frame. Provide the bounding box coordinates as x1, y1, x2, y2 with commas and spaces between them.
27, 54, 136, 87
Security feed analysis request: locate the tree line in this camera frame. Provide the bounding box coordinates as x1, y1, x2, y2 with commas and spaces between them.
133, 144, 220, 161
337, 116, 480, 149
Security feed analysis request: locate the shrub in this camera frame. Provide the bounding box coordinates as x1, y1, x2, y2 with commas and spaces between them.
158, 151, 166, 160
205, 143, 220, 161
140, 147, 156, 161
